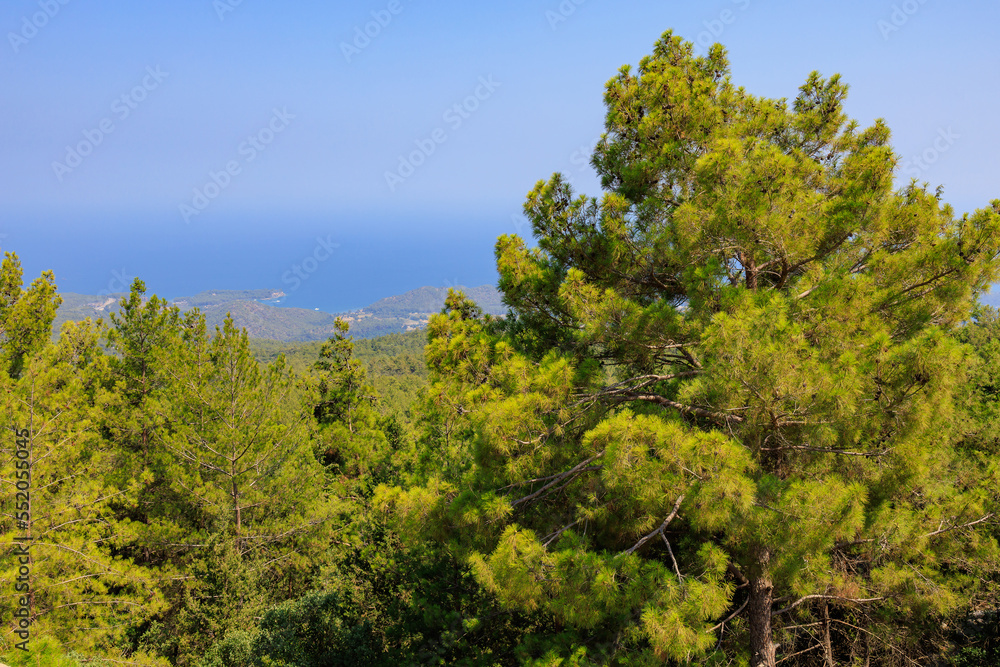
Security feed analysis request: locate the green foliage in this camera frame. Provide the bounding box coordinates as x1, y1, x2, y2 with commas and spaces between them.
113, 304, 335, 665
199, 630, 256, 667
250, 328, 428, 420
148, 537, 278, 663
252, 590, 385, 666
313, 318, 377, 431
165, 314, 331, 550
0, 635, 93, 667
96, 279, 199, 573
4, 268, 453, 665
203, 524, 554, 667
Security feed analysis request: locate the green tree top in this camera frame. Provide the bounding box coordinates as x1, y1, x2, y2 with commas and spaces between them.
313, 317, 378, 434
0, 251, 62, 378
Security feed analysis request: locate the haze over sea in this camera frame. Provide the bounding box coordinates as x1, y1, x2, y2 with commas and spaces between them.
5, 211, 506, 315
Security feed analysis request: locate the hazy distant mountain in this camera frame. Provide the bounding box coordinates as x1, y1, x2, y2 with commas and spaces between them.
52, 284, 503, 342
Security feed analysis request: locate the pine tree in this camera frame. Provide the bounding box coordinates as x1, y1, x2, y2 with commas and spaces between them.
97, 278, 197, 572
313, 318, 378, 432
310, 317, 387, 478
98, 283, 332, 664
162, 314, 331, 558
387, 32, 1000, 665
0, 252, 61, 379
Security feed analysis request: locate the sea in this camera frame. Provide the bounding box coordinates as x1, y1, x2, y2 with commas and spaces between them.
7, 211, 999, 314
2, 211, 514, 314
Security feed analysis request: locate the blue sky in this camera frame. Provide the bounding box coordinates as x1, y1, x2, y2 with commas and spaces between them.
1, 0, 998, 304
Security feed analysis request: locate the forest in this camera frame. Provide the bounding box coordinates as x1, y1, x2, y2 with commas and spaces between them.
4, 31, 1000, 666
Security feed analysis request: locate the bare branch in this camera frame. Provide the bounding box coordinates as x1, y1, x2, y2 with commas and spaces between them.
661, 531, 683, 581
498, 467, 602, 492
878, 267, 959, 312
775, 643, 823, 664
924, 513, 994, 538
509, 452, 605, 508
759, 445, 890, 457
709, 597, 750, 632
541, 519, 583, 547
618, 393, 744, 425
618, 495, 685, 557
773, 594, 885, 617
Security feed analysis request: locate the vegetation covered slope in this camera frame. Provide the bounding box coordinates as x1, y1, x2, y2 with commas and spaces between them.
250, 329, 428, 419
52, 285, 503, 342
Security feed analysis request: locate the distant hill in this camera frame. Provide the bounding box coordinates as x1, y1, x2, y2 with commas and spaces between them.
52, 284, 503, 342
362, 285, 504, 318
52, 292, 126, 334
171, 289, 284, 309
339, 285, 504, 338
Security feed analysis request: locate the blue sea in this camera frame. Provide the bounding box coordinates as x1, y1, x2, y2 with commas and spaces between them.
8, 211, 999, 313
3, 211, 515, 314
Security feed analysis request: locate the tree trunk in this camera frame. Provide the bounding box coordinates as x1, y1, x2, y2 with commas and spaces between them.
233, 478, 242, 554
748, 549, 777, 667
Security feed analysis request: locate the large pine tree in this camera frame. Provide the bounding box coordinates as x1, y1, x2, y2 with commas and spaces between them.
387, 32, 1000, 665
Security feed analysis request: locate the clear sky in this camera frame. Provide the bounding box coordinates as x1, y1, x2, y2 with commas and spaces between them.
1, 0, 998, 303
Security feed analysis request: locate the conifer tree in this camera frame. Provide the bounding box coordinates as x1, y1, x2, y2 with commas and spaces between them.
311, 317, 386, 477
162, 314, 331, 558
103, 278, 182, 461
388, 32, 1000, 665
314, 318, 378, 430
97, 279, 196, 570
125, 312, 334, 664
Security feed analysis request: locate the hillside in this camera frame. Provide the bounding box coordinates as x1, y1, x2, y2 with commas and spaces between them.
338, 284, 504, 338
52, 284, 503, 341
180, 295, 345, 341
51, 291, 126, 334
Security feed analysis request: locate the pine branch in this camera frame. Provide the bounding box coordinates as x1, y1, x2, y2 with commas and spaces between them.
878, 267, 959, 312
573, 372, 702, 407
775, 642, 823, 664
618, 393, 744, 425
758, 445, 890, 457
661, 531, 683, 581
541, 519, 583, 547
